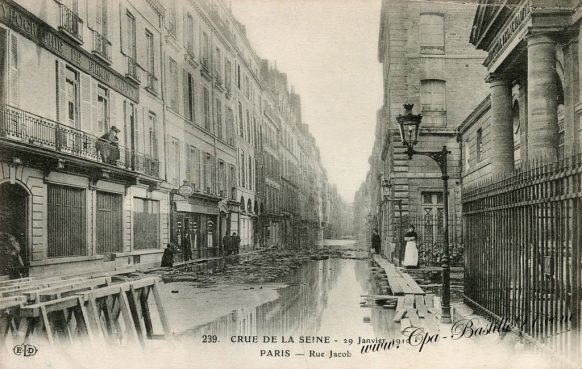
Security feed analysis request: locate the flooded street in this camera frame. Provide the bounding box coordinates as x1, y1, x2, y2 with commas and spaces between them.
183, 239, 402, 341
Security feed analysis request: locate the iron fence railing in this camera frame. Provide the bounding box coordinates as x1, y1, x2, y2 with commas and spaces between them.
59, 4, 83, 42
0, 105, 159, 178
126, 56, 140, 82
92, 30, 111, 62
462, 156, 582, 365
396, 214, 463, 266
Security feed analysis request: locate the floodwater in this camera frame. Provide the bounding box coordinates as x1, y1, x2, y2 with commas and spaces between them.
183, 239, 402, 341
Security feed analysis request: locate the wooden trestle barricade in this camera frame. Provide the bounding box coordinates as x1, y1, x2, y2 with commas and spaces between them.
0, 275, 171, 349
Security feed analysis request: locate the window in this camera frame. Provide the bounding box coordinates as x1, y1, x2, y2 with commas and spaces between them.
126, 11, 136, 59
558, 104, 565, 161
476, 128, 483, 162
421, 191, 445, 244
184, 71, 194, 121
236, 64, 241, 89
145, 31, 154, 74
187, 146, 200, 188
169, 58, 178, 111
168, 0, 177, 36
229, 164, 236, 198
226, 107, 234, 146
218, 160, 226, 196
185, 13, 194, 53
464, 139, 470, 170
420, 80, 446, 126
202, 32, 209, 68
248, 157, 253, 190
215, 98, 223, 139
238, 102, 243, 137
225, 59, 232, 88
95, 0, 108, 37
513, 102, 521, 168
147, 112, 158, 159
204, 153, 214, 193
241, 152, 246, 187
203, 87, 210, 130
215, 48, 222, 81
246, 110, 250, 141
97, 86, 109, 134
171, 139, 180, 187
65, 67, 79, 127
47, 184, 86, 257
420, 14, 444, 54
96, 191, 123, 254
133, 198, 160, 250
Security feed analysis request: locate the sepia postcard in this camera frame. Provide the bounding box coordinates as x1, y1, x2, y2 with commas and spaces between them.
0, 0, 579, 368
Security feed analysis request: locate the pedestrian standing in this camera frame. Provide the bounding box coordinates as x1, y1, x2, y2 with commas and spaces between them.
0, 233, 24, 279
231, 232, 241, 255
96, 126, 120, 165
371, 229, 381, 255
402, 225, 419, 268
222, 233, 232, 256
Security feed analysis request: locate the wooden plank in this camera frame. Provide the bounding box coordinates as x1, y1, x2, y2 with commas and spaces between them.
118, 288, 139, 343
40, 305, 54, 344
423, 312, 440, 333
152, 280, 171, 338
0, 296, 26, 310
403, 294, 415, 309
428, 307, 441, 319
415, 295, 428, 318
434, 296, 442, 312
401, 273, 425, 295
407, 308, 422, 327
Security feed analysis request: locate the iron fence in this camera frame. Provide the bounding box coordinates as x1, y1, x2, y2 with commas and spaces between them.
396, 214, 463, 266
462, 156, 582, 365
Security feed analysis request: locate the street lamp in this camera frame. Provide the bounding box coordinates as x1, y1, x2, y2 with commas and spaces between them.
381, 179, 403, 265
395, 103, 451, 324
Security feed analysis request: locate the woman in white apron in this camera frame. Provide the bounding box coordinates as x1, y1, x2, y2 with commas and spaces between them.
402, 225, 418, 268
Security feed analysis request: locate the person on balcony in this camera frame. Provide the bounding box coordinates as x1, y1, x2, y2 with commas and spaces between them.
402, 225, 419, 268
96, 126, 120, 165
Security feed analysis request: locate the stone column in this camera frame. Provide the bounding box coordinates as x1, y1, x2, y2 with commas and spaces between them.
488, 75, 514, 176
527, 33, 559, 162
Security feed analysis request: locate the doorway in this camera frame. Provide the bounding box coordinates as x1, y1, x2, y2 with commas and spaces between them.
0, 183, 29, 275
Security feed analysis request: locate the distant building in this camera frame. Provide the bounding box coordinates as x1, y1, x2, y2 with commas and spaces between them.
373, 0, 489, 254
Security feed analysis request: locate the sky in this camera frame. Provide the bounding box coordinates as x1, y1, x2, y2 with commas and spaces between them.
230, 0, 383, 203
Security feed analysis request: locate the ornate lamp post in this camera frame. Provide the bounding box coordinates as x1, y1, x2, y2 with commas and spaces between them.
396, 103, 451, 324
381, 179, 403, 264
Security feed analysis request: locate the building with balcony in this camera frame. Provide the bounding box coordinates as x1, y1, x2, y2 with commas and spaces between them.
374, 0, 489, 257
0, 0, 169, 277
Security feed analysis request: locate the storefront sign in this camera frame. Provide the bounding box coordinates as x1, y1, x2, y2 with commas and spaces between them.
178, 183, 195, 198
0, 0, 139, 102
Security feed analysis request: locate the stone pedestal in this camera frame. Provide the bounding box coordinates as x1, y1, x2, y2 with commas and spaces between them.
489, 76, 514, 176
527, 34, 559, 162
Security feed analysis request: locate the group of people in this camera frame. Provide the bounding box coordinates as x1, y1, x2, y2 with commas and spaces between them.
222, 232, 241, 256
371, 225, 419, 268
160, 232, 242, 268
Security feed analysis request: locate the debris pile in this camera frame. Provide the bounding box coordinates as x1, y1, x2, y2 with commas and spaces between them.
159, 247, 365, 285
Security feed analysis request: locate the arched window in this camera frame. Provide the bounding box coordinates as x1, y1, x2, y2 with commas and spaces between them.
513, 101, 521, 169
240, 196, 245, 212
557, 74, 565, 160
247, 199, 252, 214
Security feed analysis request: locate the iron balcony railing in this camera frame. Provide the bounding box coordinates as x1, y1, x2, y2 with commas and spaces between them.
126, 56, 140, 83
0, 105, 159, 178
59, 3, 83, 42
92, 30, 111, 62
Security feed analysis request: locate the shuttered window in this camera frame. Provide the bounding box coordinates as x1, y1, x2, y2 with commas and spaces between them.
420, 14, 444, 54
420, 80, 446, 126
186, 145, 200, 189
96, 191, 122, 254
169, 58, 178, 111
203, 87, 210, 130
133, 198, 159, 250
47, 185, 86, 258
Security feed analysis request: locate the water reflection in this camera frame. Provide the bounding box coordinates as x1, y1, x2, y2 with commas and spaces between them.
183, 241, 401, 341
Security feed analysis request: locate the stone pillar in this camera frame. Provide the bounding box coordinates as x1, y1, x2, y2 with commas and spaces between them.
527, 33, 559, 162
488, 75, 514, 176
564, 33, 579, 155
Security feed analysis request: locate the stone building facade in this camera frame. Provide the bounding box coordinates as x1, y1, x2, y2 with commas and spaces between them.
0, 0, 332, 278
460, 0, 579, 182
373, 0, 489, 256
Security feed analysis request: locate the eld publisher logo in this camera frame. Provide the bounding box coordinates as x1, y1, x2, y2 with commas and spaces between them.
13, 344, 38, 357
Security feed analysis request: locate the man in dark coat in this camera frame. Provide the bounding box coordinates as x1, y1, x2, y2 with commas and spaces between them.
231, 232, 241, 255
371, 229, 381, 255
161, 244, 175, 268
182, 236, 192, 261
222, 233, 231, 256
96, 126, 120, 165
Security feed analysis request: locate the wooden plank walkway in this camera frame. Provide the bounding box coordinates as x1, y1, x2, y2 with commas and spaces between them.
372, 255, 441, 333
